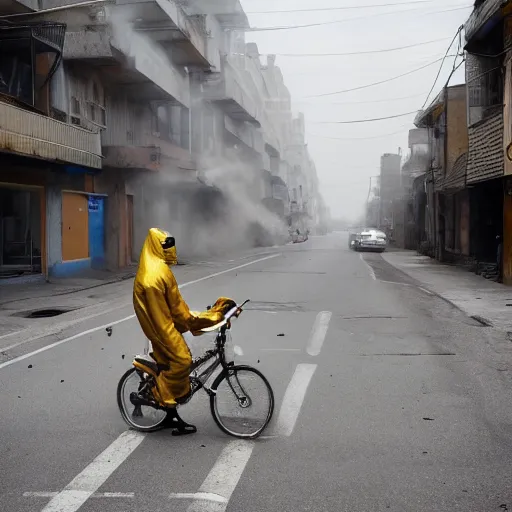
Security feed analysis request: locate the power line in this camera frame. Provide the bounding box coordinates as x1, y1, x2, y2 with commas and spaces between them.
245, 5, 471, 31
312, 111, 417, 124
421, 26, 463, 108
296, 91, 429, 105
304, 55, 456, 98
307, 125, 411, 141
255, 38, 450, 57
246, 0, 440, 14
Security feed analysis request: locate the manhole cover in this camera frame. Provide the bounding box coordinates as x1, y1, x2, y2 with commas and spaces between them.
25, 309, 67, 319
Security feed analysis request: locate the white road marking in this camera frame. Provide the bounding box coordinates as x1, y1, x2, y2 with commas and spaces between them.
170, 493, 228, 503
0, 315, 135, 371
359, 253, 376, 280
307, 311, 332, 356
0, 253, 281, 371
23, 492, 134, 499
274, 363, 317, 437
186, 440, 254, 512
178, 253, 280, 289
419, 286, 434, 296
40, 431, 144, 512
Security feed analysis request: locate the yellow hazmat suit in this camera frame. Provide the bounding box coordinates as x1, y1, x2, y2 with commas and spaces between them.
133, 228, 235, 407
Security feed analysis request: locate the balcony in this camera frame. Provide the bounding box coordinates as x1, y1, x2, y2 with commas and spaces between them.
203, 63, 260, 126
0, 98, 102, 168
115, 0, 213, 68
103, 134, 194, 173
64, 26, 190, 107
0, 0, 38, 14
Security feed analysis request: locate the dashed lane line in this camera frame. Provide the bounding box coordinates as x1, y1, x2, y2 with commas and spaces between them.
273, 363, 318, 437
185, 440, 254, 512
307, 311, 332, 356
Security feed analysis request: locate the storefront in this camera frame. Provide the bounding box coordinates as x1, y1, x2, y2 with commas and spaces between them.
0, 184, 45, 278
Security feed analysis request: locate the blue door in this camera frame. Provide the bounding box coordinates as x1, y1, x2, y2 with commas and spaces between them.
88, 196, 105, 269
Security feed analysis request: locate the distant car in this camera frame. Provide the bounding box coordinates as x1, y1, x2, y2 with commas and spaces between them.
353, 228, 387, 252
291, 229, 309, 243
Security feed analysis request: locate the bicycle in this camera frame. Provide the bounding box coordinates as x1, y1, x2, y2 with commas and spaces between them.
117, 300, 275, 439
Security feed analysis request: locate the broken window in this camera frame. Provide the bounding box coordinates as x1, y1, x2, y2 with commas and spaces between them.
0, 21, 65, 110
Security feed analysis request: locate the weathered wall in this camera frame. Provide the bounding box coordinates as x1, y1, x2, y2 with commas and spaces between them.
446, 86, 469, 176
466, 109, 504, 183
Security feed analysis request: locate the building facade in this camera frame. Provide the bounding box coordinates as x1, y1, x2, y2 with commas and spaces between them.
0, 0, 324, 282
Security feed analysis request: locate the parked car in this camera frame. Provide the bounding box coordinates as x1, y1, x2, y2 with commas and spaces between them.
353, 228, 387, 252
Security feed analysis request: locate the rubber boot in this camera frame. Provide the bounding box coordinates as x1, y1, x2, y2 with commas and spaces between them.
163, 408, 197, 436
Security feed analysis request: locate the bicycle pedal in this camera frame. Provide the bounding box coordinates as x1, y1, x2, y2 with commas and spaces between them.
171, 425, 197, 436
130, 392, 156, 408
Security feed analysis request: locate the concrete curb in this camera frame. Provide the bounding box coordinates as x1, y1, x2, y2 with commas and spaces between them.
381, 253, 496, 330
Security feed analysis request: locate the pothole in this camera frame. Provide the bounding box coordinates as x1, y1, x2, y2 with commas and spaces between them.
20, 308, 70, 319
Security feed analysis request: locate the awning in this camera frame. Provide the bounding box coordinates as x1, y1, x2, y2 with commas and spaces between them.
414, 90, 445, 128
435, 153, 467, 193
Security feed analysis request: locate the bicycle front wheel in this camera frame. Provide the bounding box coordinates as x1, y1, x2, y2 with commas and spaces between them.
210, 365, 274, 439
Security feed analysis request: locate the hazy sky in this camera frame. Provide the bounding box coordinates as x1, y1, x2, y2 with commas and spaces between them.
239, 0, 472, 220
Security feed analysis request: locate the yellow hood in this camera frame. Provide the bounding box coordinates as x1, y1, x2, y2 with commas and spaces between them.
140, 227, 177, 266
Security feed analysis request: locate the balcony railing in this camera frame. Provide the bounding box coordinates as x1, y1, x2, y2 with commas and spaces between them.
203, 64, 260, 125
0, 99, 102, 169
102, 133, 194, 172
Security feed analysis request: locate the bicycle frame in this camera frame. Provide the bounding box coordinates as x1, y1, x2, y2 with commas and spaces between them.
189, 325, 233, 398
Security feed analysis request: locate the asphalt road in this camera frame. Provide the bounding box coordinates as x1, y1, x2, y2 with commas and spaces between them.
1, 233, 512, 512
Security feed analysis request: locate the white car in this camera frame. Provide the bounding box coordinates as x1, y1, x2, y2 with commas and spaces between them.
353, 228, 387, 252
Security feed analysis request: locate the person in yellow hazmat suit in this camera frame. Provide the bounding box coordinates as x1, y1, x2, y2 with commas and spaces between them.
133, 228, 236, 434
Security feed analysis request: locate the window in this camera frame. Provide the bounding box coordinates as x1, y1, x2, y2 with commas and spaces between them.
70, 96, 81, 126
86, 78, 106, 128
71, 96, 80, 115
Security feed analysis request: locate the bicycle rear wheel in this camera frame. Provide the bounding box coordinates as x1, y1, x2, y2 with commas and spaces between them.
210, 365, 274, 439
117, 368, 168, 432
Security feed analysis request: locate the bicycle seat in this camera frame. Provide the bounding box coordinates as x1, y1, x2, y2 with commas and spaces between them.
133, 355, 169, 376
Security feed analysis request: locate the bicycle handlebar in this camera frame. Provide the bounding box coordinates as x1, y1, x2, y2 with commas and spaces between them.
199, 299, 250, 333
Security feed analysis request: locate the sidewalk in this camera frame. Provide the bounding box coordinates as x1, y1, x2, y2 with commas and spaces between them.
0, 265, 137, 306
383, 251, 512, 333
